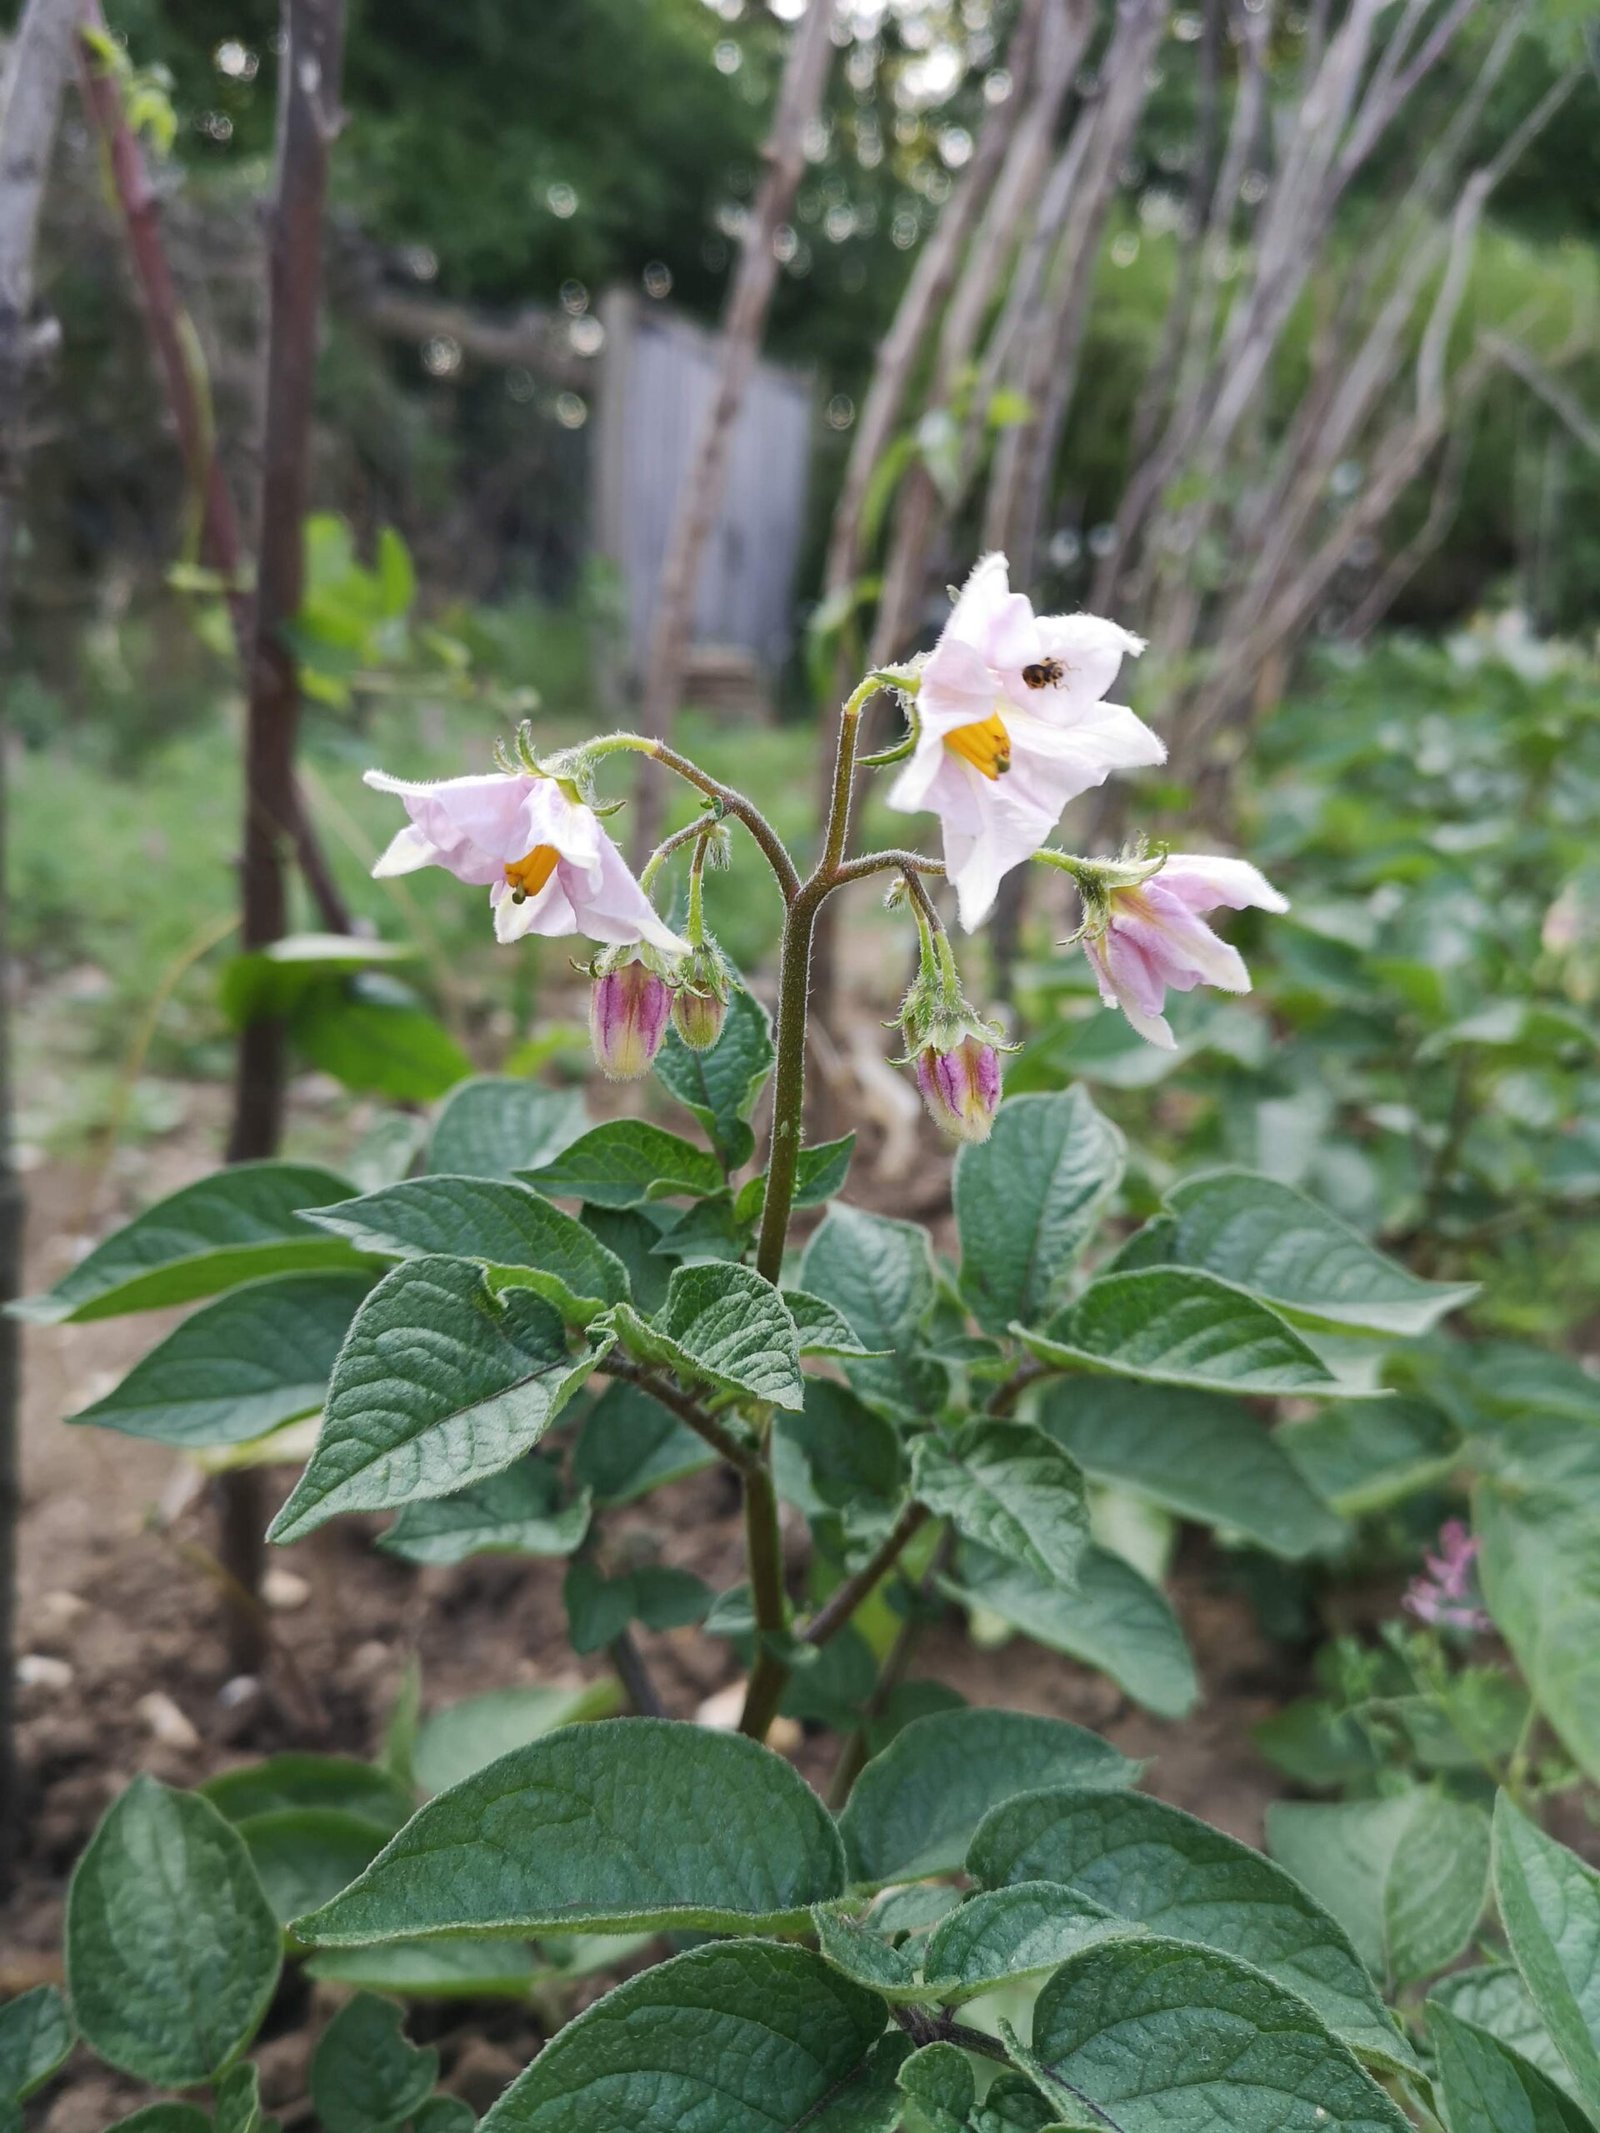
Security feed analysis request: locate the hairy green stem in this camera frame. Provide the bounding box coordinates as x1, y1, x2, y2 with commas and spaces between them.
589, 732, 800, 901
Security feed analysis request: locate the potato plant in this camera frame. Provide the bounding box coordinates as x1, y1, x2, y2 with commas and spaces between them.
13, 560, 1599, 2133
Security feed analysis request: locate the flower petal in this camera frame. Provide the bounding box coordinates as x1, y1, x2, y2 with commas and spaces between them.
1033, 612, 1146, 706
1156, 853, 1288, 914
371, 823, 442, 879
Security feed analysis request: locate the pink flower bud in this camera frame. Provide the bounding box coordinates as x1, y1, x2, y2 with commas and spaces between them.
672, 982, 727, 1052
589, 958, 672, 1081
915, 1034, 1001, 1143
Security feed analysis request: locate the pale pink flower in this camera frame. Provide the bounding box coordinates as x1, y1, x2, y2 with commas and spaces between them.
589, 957, 673, 1081
1404, 1520, 1489, 1634
1083, 853, 1287, 1050
888, 553, 1164, 931
366, 768, 685, 954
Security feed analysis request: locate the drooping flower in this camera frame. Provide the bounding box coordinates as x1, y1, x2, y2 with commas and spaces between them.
1078, 852, 1288, 1051
671, 940, 732, 1052
366, 767, 685, 954
1404, 1520, 1489, 1634
589, 955, 674, 1080
887, 553, 1164, 931
914, 1031, 1002, 1144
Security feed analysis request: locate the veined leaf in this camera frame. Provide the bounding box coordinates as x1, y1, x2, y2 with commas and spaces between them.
301, 1175, 629, 1324
1478, 1476, 1600, 1787
1267, 1790, 1489, 1988
921, 1883, 1134, 2004
839, 1706, 1137, 1886
953, 1545, 1197, 1720
1162, 1170, 1476, 1335
800, 1203, 944, 1418
239, 1806, 389, 1928
306, 1938, 542, 2000
310, 1993, 437, 2133
15, 1163, 361, 1323
572, 1378, 715, 1504
295, 1718, 846, 1944
0, 1986, 73, 2106
1015, 1938, 1411, 2132
476, 1942, 900, 2133
1018, 1268, 1355, 1397
1278, 1396, 1461, 1516
428, 1077, 587, 1180
737, 1137, 858, 1224
1429, 1966, 1578, 2105
521, 1120, 725, 1208
779, 1377, 904, 1510
954, 1090, 1124, 1336
599, 1261, 803, 1410
269, 1258, 606, 1542
969, 1787, 1412, 2071
67, 1271, 371, 1448
1036, 1379, 1344, 1558
65, 1777, 281, 2085
784, 1289, 886, 1358
911, 1422, 1089, 1593
1492, 1795, 1600, 2121
1427, 2003, 1591, 2133
411, 1681, 621, 1797
203, 1755, 413, 1833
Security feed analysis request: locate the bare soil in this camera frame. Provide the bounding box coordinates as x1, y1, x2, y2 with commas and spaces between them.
4, 1080, 1302, 2132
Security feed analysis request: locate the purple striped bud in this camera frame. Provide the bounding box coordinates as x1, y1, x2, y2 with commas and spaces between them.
589, 957, 672, 1081
914, 1034, 1002, 1143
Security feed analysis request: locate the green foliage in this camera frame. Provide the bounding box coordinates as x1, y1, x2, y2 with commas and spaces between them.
0, 1988, 74, 2108
311, 1996, 437, 2133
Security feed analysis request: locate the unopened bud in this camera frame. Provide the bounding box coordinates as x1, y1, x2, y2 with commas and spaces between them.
672, 982, 727, 1052
589, 957, 672, 1081
915, 1034, 1001, 1143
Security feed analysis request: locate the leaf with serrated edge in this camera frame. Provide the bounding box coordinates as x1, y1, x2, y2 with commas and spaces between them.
428, 1077, 586, 1180
295, 1719, 845, 1944
1427, 2002, 1589, 2133
1018, 1267, 1357, 1396
65, 1776, 281, 2086
969, 1787, 1413, 2072
1164, 1169, 1476, 1336
0, 1986, 73, 2105
302, 1175, 629, 1324
1493, 1794, 1600, 2120
599, 1261, 803, 1410
520, 1120, 724, 1209
839, 1707, 1136, 1886
955, 1089, 1125, 1336
952, 1545, 1197, 1720
269, 1258, 606, 1542
476, 1942, 899, 2133
67, 1271, 372, 1448
1016, 1937, 1411, 2132
911, 1422, 1088, 1593
1037, 1379, 1344, 1558
14, 1162, 361, 1323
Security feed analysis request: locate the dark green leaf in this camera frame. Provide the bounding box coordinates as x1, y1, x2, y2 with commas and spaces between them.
105, 2111, 211, 2133
521, 1121, 724, 1208
970, 1788, 1411, 2071
65, 1776, 281, 2085
811, 1907, 924, 1999
911, 1422, 1088, 1592
203, 1755, 414, 1833
296, 1719, 846, 1944
1266, 1791, 1489, 1987
954, 1090, 1124, 1336
600, 1261, 803, 1410
296, 984, 473, 1103
428, 1078, 587, 1181
302, 1176, 629, 1324
412, 1681, 621, 1797
1492, 1795, 1600, 2120
475, 1942, 897, 2133
214, 2060, 262, 2133
783, 1289, 886, 1358
799, 1204, 944, 1418
1162, 1171, 1476, 1335
839, 1706, 1137, 1885
1277, 1397, 1462, 1516
779, 1378, 904, 1510
1016, 1938, 1411, 2132
1478, 1477, 1600, 1786
1427, 2002, 1590, 2133
380, 1460, 590, 1565
1036, 1381, 1344, 1558
220, 934, 421, 1026
239, 1807, 391, 1927
657, 989, 774, 1170
737, 1137, 858, 1225
14, 1163, 360, 1323
307, 1938, 540, 2000
269, 1260, 606, 1542
921, 1883, 1133, 2004
580, 1207, 675, 1313
0, 1986, 73, 2105
67, 1271, 371, 1448
953, 1545, 1197, 1719
1430, 1966, 1577, 2105
310, 1993, 437, 2133
897, 2040, 973, 2133
572, 1378, 715, 1504
1019, 1269, 1353, 1396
